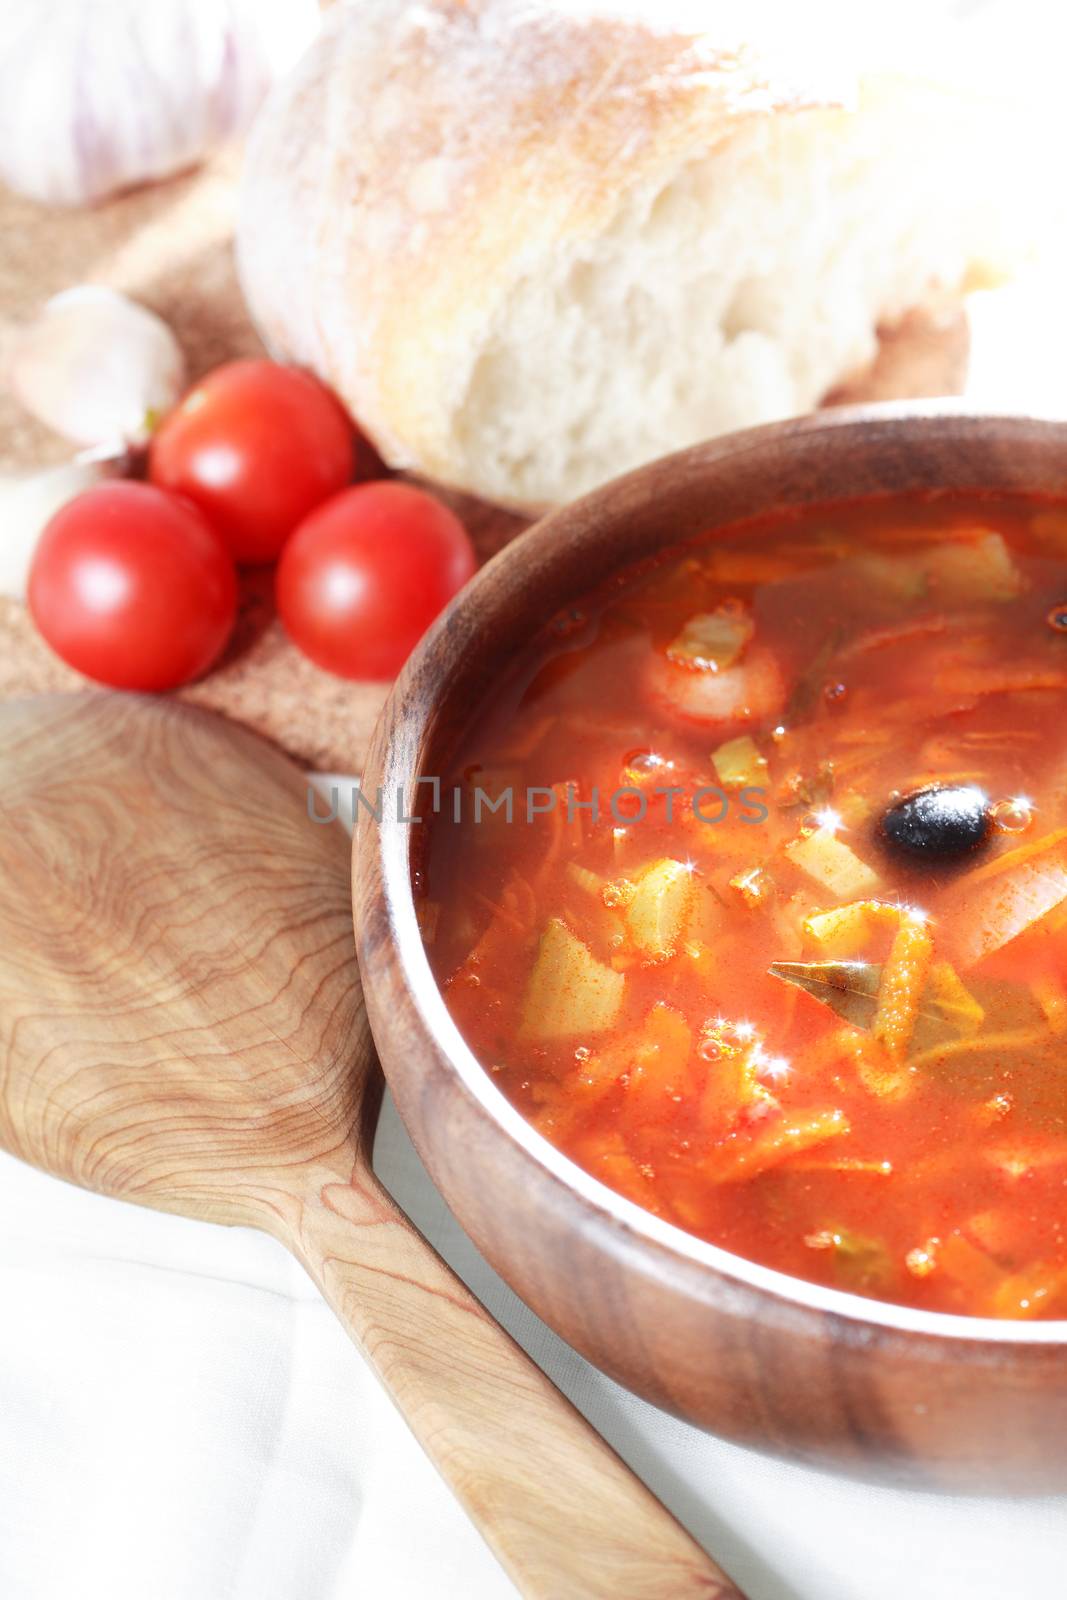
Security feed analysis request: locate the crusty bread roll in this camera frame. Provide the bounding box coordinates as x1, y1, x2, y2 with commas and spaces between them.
238, 0, 1023, 511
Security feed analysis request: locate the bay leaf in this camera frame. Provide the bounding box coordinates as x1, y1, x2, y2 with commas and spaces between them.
767, 959, 983, 1053
767, 960, 880, 1030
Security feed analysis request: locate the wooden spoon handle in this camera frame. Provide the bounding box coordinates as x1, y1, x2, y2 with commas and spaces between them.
289, 1164, 743, 1600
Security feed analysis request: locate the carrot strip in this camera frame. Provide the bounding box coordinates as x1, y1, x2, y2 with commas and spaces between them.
872, 918, 935, 1062
838, 615, 948, 659
789, 1155, 893, 1175
850, 1031, 913, 1100
470, 889, 529, 936
1033, 975, 1067, 1035
534, 1055, 624, 1143
619, 1004, 693, 1130
939, 668, 1067, 698
529, 783, 572, 894
785, 1024, 908, 1099
991, 1268, 1067, 1320
698, 1031, 775, 1138
907, 1026, 1048, 1073
580, 1133, 662, 1212
935, 1232, 1004, 1301
960, 826, 1067, 888
704, 1108, 849, 1184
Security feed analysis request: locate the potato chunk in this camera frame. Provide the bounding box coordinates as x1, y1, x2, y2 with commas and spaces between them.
785, 831, 881, 900
521, 917, 625, 1039
805, 899, 913, 958
711, 734, 768, 789
626, 858, 694, 958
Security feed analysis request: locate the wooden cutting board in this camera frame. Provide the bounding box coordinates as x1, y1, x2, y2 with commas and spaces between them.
0, 153, 966, 772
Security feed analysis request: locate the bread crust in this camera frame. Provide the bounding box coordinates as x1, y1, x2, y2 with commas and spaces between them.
238, 0, 849, 508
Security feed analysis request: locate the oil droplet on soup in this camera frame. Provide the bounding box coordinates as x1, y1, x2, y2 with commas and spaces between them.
420, 495, 1067, 1319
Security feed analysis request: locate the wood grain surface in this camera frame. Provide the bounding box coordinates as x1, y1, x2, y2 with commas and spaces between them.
0, 692, 741, 1600
0, 159, 965, 772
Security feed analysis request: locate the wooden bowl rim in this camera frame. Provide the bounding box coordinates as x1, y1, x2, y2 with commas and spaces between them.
359, 403, 1067, 1346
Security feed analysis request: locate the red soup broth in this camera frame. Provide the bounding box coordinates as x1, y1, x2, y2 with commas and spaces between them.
421, 494, 1067, 1318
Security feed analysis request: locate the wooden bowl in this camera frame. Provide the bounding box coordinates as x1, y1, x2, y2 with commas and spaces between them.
354, 406, 1067, 1491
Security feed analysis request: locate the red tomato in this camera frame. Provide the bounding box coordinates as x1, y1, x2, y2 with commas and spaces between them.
149, 359, 356, 563
29, 482, 237, 691
276, 482, 477, 680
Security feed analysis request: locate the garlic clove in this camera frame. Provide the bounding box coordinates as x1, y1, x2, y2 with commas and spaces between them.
0, 445, 130, 601
7, 286, 186, 448
0, 0, 321, 207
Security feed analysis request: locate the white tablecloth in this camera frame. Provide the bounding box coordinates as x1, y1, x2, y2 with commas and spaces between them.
2, 1089, 1065, 1600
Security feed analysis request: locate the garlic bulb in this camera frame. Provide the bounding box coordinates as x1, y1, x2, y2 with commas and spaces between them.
8, 287, 186, 448
0, 447, 129, 601
0, 0, 320, 206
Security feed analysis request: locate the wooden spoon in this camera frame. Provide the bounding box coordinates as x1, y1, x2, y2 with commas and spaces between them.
0, 694, 741, 1600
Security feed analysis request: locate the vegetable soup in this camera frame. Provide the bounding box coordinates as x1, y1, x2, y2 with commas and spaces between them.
421, 495, 1067, 1318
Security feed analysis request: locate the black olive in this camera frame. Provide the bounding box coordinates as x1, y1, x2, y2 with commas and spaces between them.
880, 784, 991, 861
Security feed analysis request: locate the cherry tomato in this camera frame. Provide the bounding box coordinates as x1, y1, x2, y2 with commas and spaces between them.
29, 482, 237, 691
276, 482, 477, 680
149, 359, 356, 563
